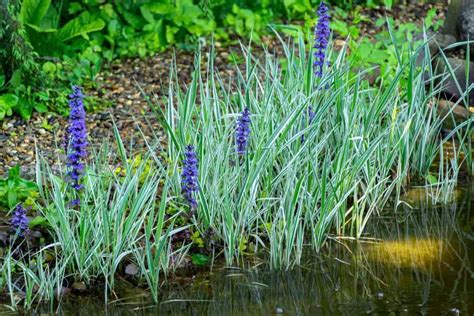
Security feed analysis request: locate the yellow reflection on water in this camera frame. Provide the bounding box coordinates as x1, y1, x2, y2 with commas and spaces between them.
401, 187, 464, 206
365, 238, 444, 269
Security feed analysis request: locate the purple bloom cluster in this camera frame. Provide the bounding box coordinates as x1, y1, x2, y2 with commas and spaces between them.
66, 86, 88, 193
11, 204, 28, 237
313, 2, 330, 78
235, 108, 251, 156
301, 106, 316, 143
181, 145, 199, 210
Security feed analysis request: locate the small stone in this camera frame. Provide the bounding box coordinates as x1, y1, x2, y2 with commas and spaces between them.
435, 99, 472, 129
275, 307, 283, 314
434, 57, 474, 105
125, 263, 139, 276
458, 5, 474, 53
333, 39, 348, 53
71, 281, 87, 292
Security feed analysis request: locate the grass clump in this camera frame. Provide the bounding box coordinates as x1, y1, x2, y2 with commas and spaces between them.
0, 30, 472, 310
154, 32, 470, 269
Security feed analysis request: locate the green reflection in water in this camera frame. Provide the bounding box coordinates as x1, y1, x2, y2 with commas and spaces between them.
2, 200, 473, 315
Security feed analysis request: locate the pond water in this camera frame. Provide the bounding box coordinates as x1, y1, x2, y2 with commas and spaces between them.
3, 195, 474, 315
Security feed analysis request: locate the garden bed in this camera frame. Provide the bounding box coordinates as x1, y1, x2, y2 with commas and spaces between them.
0, 2, 447, 178
3, 1, 474, 313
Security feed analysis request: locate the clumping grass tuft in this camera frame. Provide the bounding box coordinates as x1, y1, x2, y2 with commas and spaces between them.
151, 31, 469, 269
1, 29, 471, 310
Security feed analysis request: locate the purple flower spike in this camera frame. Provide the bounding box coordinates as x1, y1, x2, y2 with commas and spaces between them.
181, 145, 199, 210
313, 2, 330, 78
11, 204, 29, 237
66, 86, 88, 195
235, 108, 251, 156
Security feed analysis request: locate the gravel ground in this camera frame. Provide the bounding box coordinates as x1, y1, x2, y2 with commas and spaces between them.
0, 2, 447, 178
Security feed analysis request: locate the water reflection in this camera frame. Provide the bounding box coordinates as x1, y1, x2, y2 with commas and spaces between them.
9, 198, 474, 315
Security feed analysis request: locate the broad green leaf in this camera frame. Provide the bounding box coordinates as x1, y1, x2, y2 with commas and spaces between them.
140, 6, 155, 24
331, 20, 350, 37
25, 23, 57, 33
29, 216, 49, 229
7, 190, 17, 209
55, 12, 105, 42
273, 24, 302, 38
42, 61, 56, 73
191, 253, 209, 266
145, 2, 174, 15
15, 101, 33, 120
166, 25, 179, 43
34, 103, 48, 113
19, 0, 51, 25
8, 165, 20, 180
0, 94, 19, 108
122, 11, 145, 29
9, 70, 22, 88
426, 174, 438, 185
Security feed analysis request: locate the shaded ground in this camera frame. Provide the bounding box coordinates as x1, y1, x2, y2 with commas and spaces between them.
0, 2, 447, 178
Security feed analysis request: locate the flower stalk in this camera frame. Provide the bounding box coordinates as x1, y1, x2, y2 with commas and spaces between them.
235, 108, 251, 157
66, 86, 88, 204
181, 145, 199, 211
10, 204, 28, 237
313, 2, 330, 78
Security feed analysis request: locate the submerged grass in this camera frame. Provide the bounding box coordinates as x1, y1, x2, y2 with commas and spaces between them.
1, 31, 472, 310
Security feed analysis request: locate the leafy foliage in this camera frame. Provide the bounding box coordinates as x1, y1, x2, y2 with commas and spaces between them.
0, 1, 104, 120
0, 165, 38, 210
1, 0, 438, 120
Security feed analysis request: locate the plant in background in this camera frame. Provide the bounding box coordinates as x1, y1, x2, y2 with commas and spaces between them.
224, 4, 267, 42
235, 107, 251, 157
0, 0, 105, 121
181, 145, 199, 212
313, 2, 330, 77
65, 86, 88, 205
0, 165, 38, 210
10, 204, 29, 237
17, 0, 105, 57
0, 1, 44, 120
155, 27, 466, 268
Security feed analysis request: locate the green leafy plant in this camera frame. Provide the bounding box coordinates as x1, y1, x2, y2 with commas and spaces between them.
19, 0, 105, 56
0, 165, 38, 210
75, 0, 215, 58
0, 0, 105, 121
0, 94, 18, 120
191, 253, 210, 266
224, 4, 268, 41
